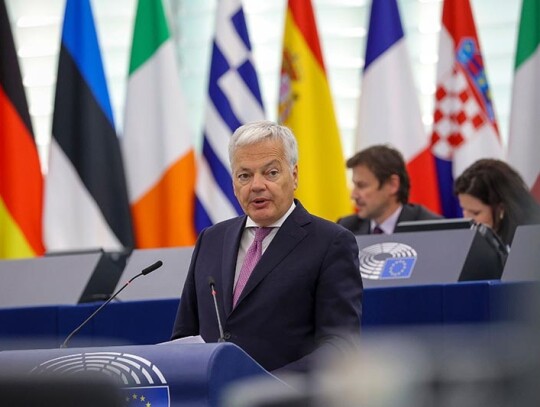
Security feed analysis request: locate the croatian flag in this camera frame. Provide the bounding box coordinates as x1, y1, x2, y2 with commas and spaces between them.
430, 0, 504, 217
357, 0, 440, 213
195, 0, 265, 232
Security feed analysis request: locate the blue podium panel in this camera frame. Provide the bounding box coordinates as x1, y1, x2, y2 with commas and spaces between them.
0, 305, 60, 350
92, 299, 180, 345
0, 343, 286, 407
56, 299, 181, 348
489, 281, 540, 322
442, 282, 492, 323
362, 285, 444, 326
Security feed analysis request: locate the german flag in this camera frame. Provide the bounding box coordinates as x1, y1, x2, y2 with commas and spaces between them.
0, 0, 44, 259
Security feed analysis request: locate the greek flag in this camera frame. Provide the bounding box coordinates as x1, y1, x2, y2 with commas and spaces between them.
195, 0, 265, 232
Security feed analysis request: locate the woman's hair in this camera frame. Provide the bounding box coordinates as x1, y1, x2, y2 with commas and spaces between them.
454, 159, 540, 245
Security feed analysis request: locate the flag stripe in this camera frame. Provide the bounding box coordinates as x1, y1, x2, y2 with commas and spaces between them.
442, 0, 478, 42
0, 89, 44, 255
60, 0, 114, 125
357, 0, 440, 215
359, 39, 426, 159
514, 0, 540, 67
406, 149, 440, 211
430, 0, 503, 217
208, 45, 243, 132
0, 0, 33, 133
364, 0, 404, 70
0, 0, 44, 258
123, 0, 196, 247
44, 139, 123, 250
508, 0, 540, 202
131, 152, 196, 247
46, 0, 133, 251
0, 199, 35, 258
196, 0, 265, 233
288, 0, 324, 70
201, 136, 242, 214
128, 0, 168, 74
52, 46, 133, 246
280, 0, 351, 221
123, 41, 193, 200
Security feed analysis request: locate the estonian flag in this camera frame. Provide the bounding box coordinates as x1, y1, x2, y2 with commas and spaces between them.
44, 0, 133, 251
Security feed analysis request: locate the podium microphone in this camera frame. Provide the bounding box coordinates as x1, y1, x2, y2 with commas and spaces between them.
60, 260, 163, 348
207, 276, 225, 342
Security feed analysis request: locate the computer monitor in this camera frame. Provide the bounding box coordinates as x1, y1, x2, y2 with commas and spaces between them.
502, 224, 540, 282
395, 218, 473, 233
356, 226, 506, 287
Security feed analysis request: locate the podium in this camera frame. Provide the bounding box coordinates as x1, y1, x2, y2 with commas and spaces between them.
0, 342, 288, 407
356, 228, 505, 288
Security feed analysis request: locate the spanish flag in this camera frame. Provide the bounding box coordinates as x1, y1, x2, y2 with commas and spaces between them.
0, 0, 44, 259
278, 0, 351, 221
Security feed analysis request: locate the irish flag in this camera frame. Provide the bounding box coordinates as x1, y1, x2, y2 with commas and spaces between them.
508, 0, 540, 202
123, 0, 196, 247
279, 0, 351, 221
0, 0, 44, 258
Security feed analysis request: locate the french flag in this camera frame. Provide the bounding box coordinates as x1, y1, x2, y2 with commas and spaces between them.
430, 0, 504, 217
356, 0, 440, 213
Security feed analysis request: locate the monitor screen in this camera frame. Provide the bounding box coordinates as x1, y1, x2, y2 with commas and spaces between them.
395, 218, 473, 233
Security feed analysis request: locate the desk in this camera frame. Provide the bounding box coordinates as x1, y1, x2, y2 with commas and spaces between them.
0, 281, 535, 350
0, 342, 288, 407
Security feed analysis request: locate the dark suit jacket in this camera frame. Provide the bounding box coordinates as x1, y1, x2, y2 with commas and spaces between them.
337, 204, 442, 235
171, 201, 363, 372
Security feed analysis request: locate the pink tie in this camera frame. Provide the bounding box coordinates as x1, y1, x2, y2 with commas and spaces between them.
233, 227, 272, 308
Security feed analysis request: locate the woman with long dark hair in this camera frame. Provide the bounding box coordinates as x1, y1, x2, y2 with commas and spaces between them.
455, 159, 540, 247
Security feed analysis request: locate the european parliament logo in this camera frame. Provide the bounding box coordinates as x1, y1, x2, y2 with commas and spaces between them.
358, 242, 417, 280
31, 352, 170, 407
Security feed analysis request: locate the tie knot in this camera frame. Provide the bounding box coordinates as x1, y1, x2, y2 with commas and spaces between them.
254, 227, 272, 243
372, 225, 383, 234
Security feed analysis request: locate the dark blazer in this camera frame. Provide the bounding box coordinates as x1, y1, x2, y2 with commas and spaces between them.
337, 204, 442, 235
171, 201, 363, 372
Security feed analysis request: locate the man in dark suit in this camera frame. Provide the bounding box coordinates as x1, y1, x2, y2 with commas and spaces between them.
172, 121, 363, 373
338, 145, 441, 235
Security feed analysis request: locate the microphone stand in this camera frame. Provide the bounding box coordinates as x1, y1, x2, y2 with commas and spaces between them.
60, 260, 163, 348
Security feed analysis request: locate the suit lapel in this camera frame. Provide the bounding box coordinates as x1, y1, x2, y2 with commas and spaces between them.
222, 216, 246, 316
357, 218, 370, 235
233, 203, 311, 309
397, 205, 413, 223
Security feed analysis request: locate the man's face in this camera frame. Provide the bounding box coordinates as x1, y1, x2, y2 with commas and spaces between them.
232, 139, 298, 226
350, 164, 398, 222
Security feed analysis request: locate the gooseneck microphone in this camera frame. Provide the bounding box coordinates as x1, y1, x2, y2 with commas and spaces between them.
60, 260, 163, 349
207, 276, 225, 342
